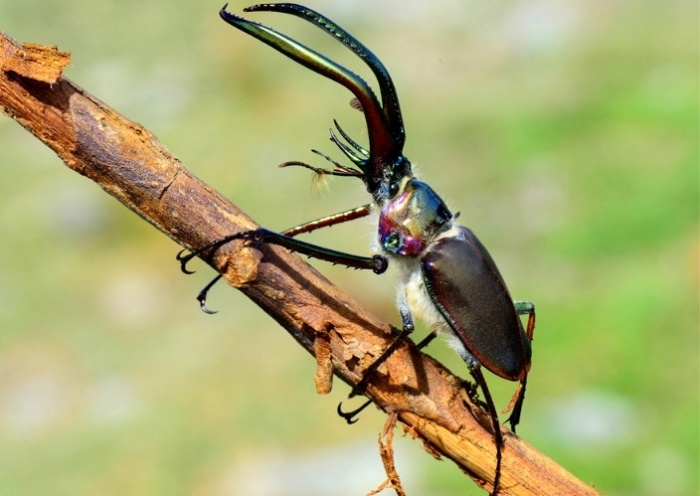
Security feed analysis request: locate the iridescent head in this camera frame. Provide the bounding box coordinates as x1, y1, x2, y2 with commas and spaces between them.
379, 178, 453, 256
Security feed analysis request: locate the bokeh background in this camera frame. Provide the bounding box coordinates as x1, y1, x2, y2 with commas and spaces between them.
0, 1, 697, 495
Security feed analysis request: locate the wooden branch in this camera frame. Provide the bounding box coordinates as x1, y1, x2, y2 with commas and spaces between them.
0, 30, 599, 496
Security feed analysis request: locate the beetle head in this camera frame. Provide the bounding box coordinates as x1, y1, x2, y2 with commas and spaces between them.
379, 178, 453, 256
220, 3, 411, 202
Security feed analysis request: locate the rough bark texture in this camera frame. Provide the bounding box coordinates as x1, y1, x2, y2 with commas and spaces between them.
0, 31, 601, 496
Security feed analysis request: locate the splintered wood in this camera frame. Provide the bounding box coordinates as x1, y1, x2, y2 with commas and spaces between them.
1, 35, 70, 83
367, 413, 406, 496
313, 325, 334, 394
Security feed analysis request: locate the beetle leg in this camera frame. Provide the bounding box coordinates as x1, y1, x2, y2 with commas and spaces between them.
337, 298, 417, 424
352, 323, 414, 398
336, 398, 371, 425
280, 205, 373, 237
515, 301, 536, 341
337, 324, 413, 424
415, 330, 438, 350
236, 228, 387, 272
179, 208, 384, 312
504, 301, 536, 432
346, 293, 417, 398
469, 365, 503, 496
196, 274, 223, 314
177, 234, 247, 274
179, 206, 373, 271
336, 324, 414, 424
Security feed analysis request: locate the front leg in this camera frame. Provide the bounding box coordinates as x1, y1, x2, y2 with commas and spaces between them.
179, 227, 387, 275
178, 205, 383, 313
249, 228, 389, 273
178, 227, 388, 313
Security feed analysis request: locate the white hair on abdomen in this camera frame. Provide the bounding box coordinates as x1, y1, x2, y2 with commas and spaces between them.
393, 255, 479, 368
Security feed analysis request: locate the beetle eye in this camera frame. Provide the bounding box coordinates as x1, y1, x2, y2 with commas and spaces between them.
383, 231, 401, 252
388, 182, 399, 198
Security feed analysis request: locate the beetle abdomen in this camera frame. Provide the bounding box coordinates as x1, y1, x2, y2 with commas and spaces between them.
421, 226, 531, 381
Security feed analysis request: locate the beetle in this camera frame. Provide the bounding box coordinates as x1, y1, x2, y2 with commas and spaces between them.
179, 4, 536, 494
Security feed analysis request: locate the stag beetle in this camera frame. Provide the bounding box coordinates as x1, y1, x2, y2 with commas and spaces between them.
179, 4, 536, 494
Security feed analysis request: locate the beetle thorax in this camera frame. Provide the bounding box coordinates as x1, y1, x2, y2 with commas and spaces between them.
377, 177, 453, 257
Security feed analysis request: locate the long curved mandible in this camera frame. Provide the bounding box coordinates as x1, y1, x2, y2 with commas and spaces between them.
219, 3, 404, 176
246, 3, 405, 152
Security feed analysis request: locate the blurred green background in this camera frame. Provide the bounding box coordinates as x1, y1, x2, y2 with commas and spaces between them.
0, 1, 697, 495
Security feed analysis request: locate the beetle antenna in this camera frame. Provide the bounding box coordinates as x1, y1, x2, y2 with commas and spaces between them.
280, 160, 360, 178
